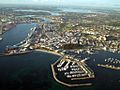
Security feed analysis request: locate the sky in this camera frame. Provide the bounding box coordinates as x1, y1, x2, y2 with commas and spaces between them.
0, 0, 120, 7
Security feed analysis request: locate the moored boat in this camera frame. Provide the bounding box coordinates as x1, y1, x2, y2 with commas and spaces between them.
0, 37, 2, 41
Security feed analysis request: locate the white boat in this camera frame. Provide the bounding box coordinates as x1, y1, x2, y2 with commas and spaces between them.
0, 37, 2, 41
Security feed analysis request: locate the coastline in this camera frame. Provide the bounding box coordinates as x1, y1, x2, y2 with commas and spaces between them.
35, 49, 62, 57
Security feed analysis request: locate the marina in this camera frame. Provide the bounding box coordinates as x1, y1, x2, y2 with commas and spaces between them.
51, 56, 95, 87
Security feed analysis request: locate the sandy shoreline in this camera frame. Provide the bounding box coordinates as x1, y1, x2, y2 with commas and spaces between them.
35, 49, 62, 56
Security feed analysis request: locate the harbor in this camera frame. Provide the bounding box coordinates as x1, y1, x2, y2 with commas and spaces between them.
0, 21, 96, 87
0, 17, 119, 88
0, 6, 120, 90
0, 19, 120, 90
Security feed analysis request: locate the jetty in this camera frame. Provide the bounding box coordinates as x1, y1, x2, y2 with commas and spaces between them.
97, 64, 120, 70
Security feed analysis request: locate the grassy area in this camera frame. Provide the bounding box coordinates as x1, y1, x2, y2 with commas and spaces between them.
108, 22, 120, 27
59, 23, 73, 32
85, 35, 97, 40
60, 44, 85, 50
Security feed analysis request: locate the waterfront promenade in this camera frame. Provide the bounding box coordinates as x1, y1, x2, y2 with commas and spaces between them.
35, 49, 62, 56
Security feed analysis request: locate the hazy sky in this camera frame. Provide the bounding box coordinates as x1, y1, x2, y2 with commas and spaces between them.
0, 0, 120, 7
